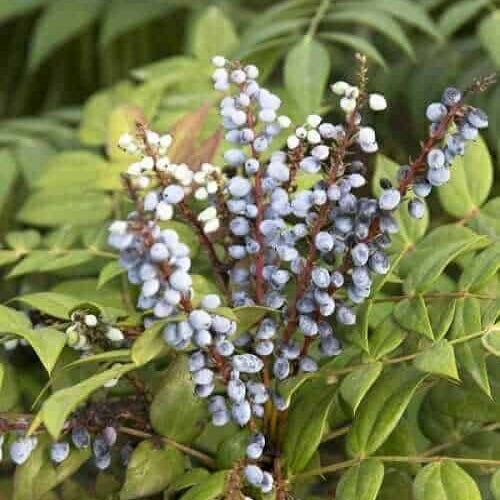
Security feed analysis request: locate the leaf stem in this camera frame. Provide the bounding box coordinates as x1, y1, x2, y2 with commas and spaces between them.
307, 0, 332, 37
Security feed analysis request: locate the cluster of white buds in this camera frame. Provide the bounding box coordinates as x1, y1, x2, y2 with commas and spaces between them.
198, 206, 220, 234
192, 163, 224, 201
331, 80, 387, 114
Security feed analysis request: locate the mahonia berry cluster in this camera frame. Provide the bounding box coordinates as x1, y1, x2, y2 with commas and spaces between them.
104, 55, 491, 496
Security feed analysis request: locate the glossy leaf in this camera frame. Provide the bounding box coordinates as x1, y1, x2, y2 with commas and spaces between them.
336, 459, 385, 500
413, 461, 481, 500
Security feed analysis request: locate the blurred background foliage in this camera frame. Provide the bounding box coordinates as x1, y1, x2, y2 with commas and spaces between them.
0, 0, 499, 298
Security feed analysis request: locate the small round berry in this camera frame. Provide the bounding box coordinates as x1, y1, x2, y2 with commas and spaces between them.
442, 87, 462, 106
201, 294, 221, 310
426, 102, 447, 122
408, 198, 425, 219
244, 465, 264, 486
378, 189, 401, 211
369, 93, 387, 111
84, 314, 98, 327
467, 108, 488, 129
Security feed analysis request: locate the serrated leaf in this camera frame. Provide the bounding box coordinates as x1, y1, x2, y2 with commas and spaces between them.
413, 461, 481, 500
394, 295, 434, 340
440, 0, 491, 37
284, 36, 331, 117
438, 135, 493, 218
340, 362, 383, 414
479, 10, 500, 68
284, 380, 337, 473
403, 225, 484, 293
41, 363, 135, 438
178, 471, 229, 500
336, 459, 385, 500
28, 0, 103, 72
13, 292, 82, 319
150, 355, 208, 444
18, 190, 112, 227
190, 6, 238, 60
414, 340, 459, 379
451, 297, 491, 396
346, 367, 426, 457
120, 440, 184, 500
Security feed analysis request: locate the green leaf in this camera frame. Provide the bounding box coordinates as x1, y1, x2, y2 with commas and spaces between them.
320, 33, 387, 68
0, 151, 18, 219
479, 10, 500, 68
6, 230, 41, 251
336, 459, 385, 500
340, 362, 383, 414
283, 380, 337, 473
178, 471, 229, 500
440, 0, 491, 37
373, 155, 429, 253
131, 317, 183, 366
0, 0, 45, 24
35, 151, 108, 193
233, 305, 276, 335
326, 10, 414, 58
378, 470, 414, 500
190, 6, 238, 60
150, 355, 208, 444
403, 225, 484, 294
0, 250, 20, 267
451, 297, 491, 396
394, 295, 434, 340
413, 461, 481, 500
216, 429, 250, 469
482, 325, 500, 356
346, 367, 426, 457
191, 275, 220, 302
370, 316, 407, 360
18, 190, 112, 227
491, 468, 500, 500
100, 0, 178, 47
414, 340, 459, 380
13, 292, 82, 319
0, 304, 32, 332
284, 36, 331, 116
41, 363, 135, 438
166, 468, 210, 497
427, 297, 457, 340
438, 135, 493, 218
468, 197, 500, 239
7, 251, 50, 278
28, 0, 103, 72
97, 260, 124, 289
458, 242, 500, 291
120, 441, 184, 500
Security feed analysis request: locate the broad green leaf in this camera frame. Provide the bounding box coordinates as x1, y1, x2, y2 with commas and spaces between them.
191, 275, 220, 302
166, 468, 210, 497
414, 340, 459, 379
0, 151, 18, 220
6, 230, 41, 251
240, 18, 308, 51
277, 372, 316, 407
458, 242, 500, 291
340, 362, 383, 414
18, 190, 112, 227
284, 380, 337, 473
131, 317, 183, 366
13, 292, 82, 319
369, 316, 407, 360
178, 471, 229, 500
451, 297, 490, 396
336, 459, 385, 500
438, 135, 493, 218
378, 470, 414, 500
216, 429, 250, 469
403, 225, 484, 294
0, 0, 45, 24
97, 260, 124, 289
491, 468, 500, 500
413, 461, 481, 500
0, 304, 32, 331
320, 33, 387, 68
0, 362, 20, 411
0, 250, 20, 267
10, 327, 66, 375
106, 105, 143, 162
100, 0, 178, 47
326, 10, 414, 58
479, 10, 500, 68
427, 297, 457, 340
394, 295, 434, 340
39, 251, 93, 273
190, 6, 238, 60
440, 0, 491, 37
28, 0, 103, 71
373, 155, 429, 252
468, 197, 500, 238
346, 367, 426, 457
41, 363, 135, 438
284, 36, 331, 116
35, 151, 108, 192
120, 441, 184, 500
8, 251, 51, 278
150, 355, 208, 444
482, 325, 500, 356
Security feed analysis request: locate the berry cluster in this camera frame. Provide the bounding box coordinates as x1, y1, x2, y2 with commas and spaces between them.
104, 55, 489, 496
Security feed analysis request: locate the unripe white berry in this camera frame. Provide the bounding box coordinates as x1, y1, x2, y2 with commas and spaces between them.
369, 93, 387, 111
84, 314, 98, 327
307, 114, 322, 127
287, 135, 300, 149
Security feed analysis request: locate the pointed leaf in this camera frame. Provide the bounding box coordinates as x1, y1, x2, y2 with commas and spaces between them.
178, 471, 229, 500
482, 325, 500, 356
336, 459, 385, 500
13, 292, 82, 319
340, 362, 383, 414
414, 340, 459, 380
394, 295, 434, 340
479, 10, 500, 68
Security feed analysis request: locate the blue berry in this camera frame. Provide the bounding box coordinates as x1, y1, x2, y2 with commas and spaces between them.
426, 102, 447, 122
51, 442, 70, 463
72, 427, 91, 449
378, 189, 401, 211
244, 464, 264, 486
232, 354, 264, 373
408, 198, 425, 219
442, 87, 462, 106
163, 184, 185, 204
467, 108, 488, 129
315, 232, 334, 252
232, 400, 252, 426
